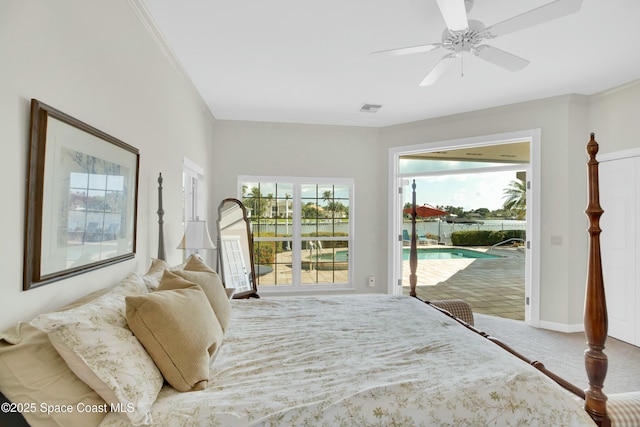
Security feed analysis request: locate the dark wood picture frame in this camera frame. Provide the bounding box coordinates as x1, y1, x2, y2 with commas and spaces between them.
23, 99, 140, 290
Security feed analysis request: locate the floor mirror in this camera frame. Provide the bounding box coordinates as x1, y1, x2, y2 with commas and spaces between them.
217, 198, 259, 298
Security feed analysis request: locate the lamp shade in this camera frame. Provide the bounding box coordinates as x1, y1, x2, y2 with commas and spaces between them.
176, 219, 216, 251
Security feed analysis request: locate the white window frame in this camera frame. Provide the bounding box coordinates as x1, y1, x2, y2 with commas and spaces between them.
238, 175, 354, 293
182, 157, 205, 259
183, 157, 204, 222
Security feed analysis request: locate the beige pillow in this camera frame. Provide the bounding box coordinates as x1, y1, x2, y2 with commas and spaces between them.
145, 258, 170, 278
142, 258, 171, 290
172, 256, 232, 332
30, 274, 163, 426
126, 271, 224, 392
0, 323, 107, 427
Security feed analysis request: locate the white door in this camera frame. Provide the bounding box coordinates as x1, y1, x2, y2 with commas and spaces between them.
599, 156, 638, 345
220, 235, 252, 294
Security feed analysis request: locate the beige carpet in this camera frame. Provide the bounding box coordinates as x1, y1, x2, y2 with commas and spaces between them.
473, 313, 640, 394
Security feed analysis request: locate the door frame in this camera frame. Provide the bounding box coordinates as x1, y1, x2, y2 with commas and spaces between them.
388, 129, 541, 325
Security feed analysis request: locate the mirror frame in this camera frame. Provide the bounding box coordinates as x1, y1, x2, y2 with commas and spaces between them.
216, 198, 258, 299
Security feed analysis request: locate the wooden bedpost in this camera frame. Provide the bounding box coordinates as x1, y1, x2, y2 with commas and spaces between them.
157, 173, 166, 261
409, 179, 418, 297
584, 133, 610, 427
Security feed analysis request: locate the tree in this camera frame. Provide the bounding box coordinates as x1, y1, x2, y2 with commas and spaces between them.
502, 179, 526, 219
322, 190, 333, 205
326, 201, 347, 218
301, 202, 320, 218
243, 187, 269, 218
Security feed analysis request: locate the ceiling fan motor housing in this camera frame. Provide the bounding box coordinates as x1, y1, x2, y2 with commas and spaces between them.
442, 20, 485, 54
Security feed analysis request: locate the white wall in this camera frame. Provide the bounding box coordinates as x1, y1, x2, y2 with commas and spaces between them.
0, 0, 216, 329
588, 80, 640, 154
211, 120, 384, 295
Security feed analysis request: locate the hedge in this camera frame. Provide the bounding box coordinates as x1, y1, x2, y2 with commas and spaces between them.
450, 229, 525, 246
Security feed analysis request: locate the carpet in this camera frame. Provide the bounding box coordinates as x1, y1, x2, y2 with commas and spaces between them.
473, 313, 640, 394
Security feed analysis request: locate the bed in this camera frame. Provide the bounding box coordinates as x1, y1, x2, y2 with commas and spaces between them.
0, 134, 636, 426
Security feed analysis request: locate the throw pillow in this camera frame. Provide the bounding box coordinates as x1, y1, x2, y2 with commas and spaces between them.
126, 270, 223, 392
30, 274, 163, 426
173, 255, 232, 332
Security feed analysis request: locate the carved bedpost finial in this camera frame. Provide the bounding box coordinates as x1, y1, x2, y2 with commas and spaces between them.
583, 133, 610, 427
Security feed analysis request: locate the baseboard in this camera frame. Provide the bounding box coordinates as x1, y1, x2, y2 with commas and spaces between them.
537, 320, 584, 333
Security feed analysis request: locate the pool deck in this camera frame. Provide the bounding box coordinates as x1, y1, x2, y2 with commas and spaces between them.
402, 246, 525, 320
256, 245, 525, 320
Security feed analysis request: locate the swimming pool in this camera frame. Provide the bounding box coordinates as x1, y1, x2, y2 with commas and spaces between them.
315, 247, 501, 262
402, 247, 502, 260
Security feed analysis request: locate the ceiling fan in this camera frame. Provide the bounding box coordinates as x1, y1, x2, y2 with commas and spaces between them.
373, 0, 583, 86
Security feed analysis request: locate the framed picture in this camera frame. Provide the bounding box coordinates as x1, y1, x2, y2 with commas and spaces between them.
24, 99, 140, 290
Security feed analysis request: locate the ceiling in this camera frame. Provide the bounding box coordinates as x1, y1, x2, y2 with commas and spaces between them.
142, 0, 640, 128
402, 141, 530, 163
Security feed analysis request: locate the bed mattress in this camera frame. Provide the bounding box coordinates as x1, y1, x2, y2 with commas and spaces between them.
99, 294, 595, 426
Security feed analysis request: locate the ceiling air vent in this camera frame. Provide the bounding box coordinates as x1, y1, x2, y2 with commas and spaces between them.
360, 103, 382, 113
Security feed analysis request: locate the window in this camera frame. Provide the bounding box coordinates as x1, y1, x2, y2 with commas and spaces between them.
68, 170, 126, 245
182, 158, 204, 223
239, 176, 353, 290
181, 158, 205, 259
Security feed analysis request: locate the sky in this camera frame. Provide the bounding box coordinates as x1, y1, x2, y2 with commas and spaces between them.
404, 170, 519, 211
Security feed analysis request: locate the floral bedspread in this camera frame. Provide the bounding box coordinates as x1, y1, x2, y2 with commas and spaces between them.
100, 294, 595, 426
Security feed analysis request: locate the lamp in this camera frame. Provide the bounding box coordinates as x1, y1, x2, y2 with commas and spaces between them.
176, 217, 216, 254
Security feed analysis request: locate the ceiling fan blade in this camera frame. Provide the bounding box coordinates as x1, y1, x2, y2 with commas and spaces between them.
475, 45, 529, 71
435, 0, 469, 32
371, 43, 442, 57
419, 54, 456, 86
485, 0, 583, 38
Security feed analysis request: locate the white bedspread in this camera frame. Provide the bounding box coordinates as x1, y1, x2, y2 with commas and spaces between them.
100, 294, 595, 426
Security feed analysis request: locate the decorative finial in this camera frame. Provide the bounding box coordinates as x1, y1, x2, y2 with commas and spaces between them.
586, 133, 599, 158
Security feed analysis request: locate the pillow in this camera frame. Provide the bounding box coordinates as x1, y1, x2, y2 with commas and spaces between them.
0, 322, 107, 427
126, 271, 224, 392
30, 274, 163, 426
142, 258, 170, 290
172, 256, 232, 332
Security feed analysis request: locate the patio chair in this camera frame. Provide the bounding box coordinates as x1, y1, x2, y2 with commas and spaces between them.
402, 229, 411, 246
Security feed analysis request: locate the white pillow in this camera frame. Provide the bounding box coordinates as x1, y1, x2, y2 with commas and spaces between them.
30, 274, 163, 426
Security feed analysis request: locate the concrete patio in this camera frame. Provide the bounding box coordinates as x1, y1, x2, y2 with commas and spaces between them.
402, 246, 525, 320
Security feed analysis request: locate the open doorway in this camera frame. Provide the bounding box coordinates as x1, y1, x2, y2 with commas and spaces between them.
388, 129, 540, 325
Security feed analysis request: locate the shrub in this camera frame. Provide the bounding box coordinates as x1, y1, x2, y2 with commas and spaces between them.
450, 229, 525, 246
254, 244, 274, 266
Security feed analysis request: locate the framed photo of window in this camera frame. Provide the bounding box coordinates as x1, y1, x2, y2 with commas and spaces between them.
23, 99, 140, 290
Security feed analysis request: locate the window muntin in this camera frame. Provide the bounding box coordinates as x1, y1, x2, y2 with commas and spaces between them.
67, 171, 126, 246
240, 177, 353, 290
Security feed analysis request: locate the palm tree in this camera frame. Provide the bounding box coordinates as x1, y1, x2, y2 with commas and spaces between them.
243, 187, 268, 218
322, 190, 333, 218
502, 179, 526, 219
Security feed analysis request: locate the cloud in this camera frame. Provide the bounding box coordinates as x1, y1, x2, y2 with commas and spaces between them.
406, 170, 520, 210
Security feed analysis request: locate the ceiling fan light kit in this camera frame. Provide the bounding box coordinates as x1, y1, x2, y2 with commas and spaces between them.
374, 0, 583, 86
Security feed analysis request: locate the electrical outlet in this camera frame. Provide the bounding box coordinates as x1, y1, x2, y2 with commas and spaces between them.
368, 276, 375, 287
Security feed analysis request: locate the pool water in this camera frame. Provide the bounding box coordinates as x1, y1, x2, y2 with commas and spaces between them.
317, 247, 501, 262
402, 247, 501, 260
